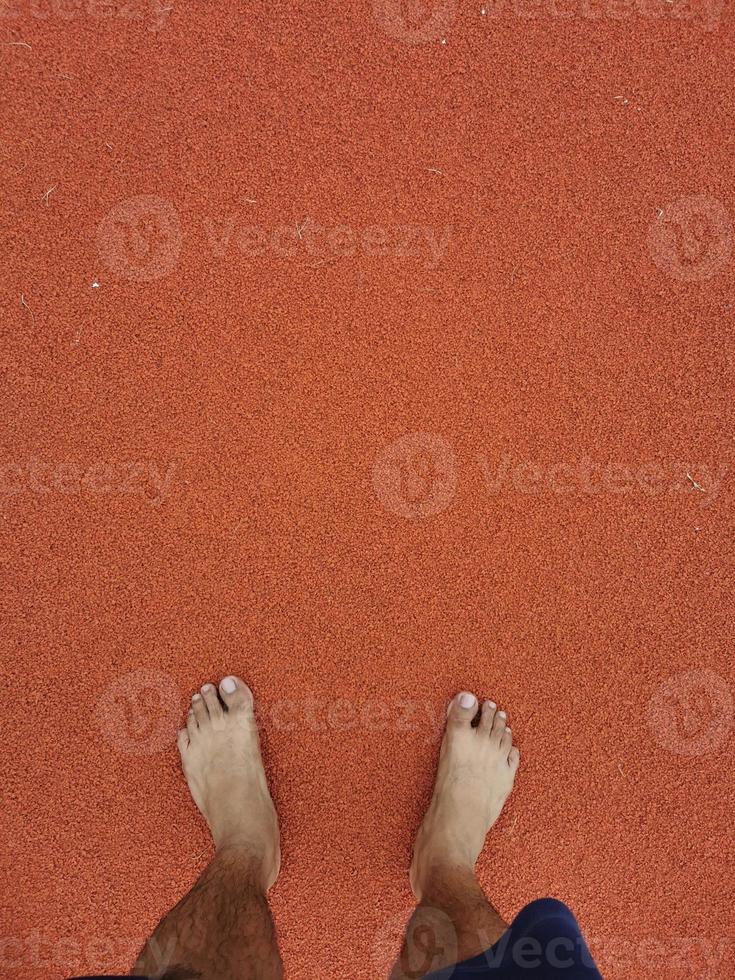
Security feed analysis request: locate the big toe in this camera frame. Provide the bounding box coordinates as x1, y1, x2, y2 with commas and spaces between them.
447, 691, 478, 728
219, 675, 254, 714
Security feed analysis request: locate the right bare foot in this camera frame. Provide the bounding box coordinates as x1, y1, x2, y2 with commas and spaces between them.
410, 692, 520, 901
177, 676, 280, 891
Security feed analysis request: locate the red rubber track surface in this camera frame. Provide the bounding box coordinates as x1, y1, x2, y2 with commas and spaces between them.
1, 1, 734, 978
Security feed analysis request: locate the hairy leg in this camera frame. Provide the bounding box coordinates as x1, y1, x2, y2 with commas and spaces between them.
131, 846, 281, 980
131, 676, 282, 980
391, 692, 520, 980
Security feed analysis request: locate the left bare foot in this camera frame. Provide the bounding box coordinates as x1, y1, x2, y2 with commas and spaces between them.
177, 676, 280, 891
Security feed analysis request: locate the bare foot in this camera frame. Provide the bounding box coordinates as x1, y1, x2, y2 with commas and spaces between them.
410, 692, 520, 901
177, 676, 280, 891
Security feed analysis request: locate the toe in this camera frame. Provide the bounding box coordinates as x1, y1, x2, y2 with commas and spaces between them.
200, 683, 223, 720
500, 725, 513, 755
191, 692, 207, 726
219, 675, 254, 713
185, 709, 197, 740
447, 691, 478, 728
509, 746, 520, 771
490, 708, 507, 743
479, 700, 497, 733
177, 729, 188, 753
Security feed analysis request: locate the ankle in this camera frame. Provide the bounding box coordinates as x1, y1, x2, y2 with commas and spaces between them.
212, 840, 271, 886
414, 858, 479, 905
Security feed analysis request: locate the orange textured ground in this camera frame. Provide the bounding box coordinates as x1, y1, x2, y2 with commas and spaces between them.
1, 2, 734, 978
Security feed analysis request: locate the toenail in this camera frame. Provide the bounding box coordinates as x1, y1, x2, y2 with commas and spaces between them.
192, 693, 201, 701
506, 727, 511, 733
202, 684, 214, 692
459, 692, 476, 709
221, 676, 237, 694
498, 710, 506, 718
488, 701, 496, 709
